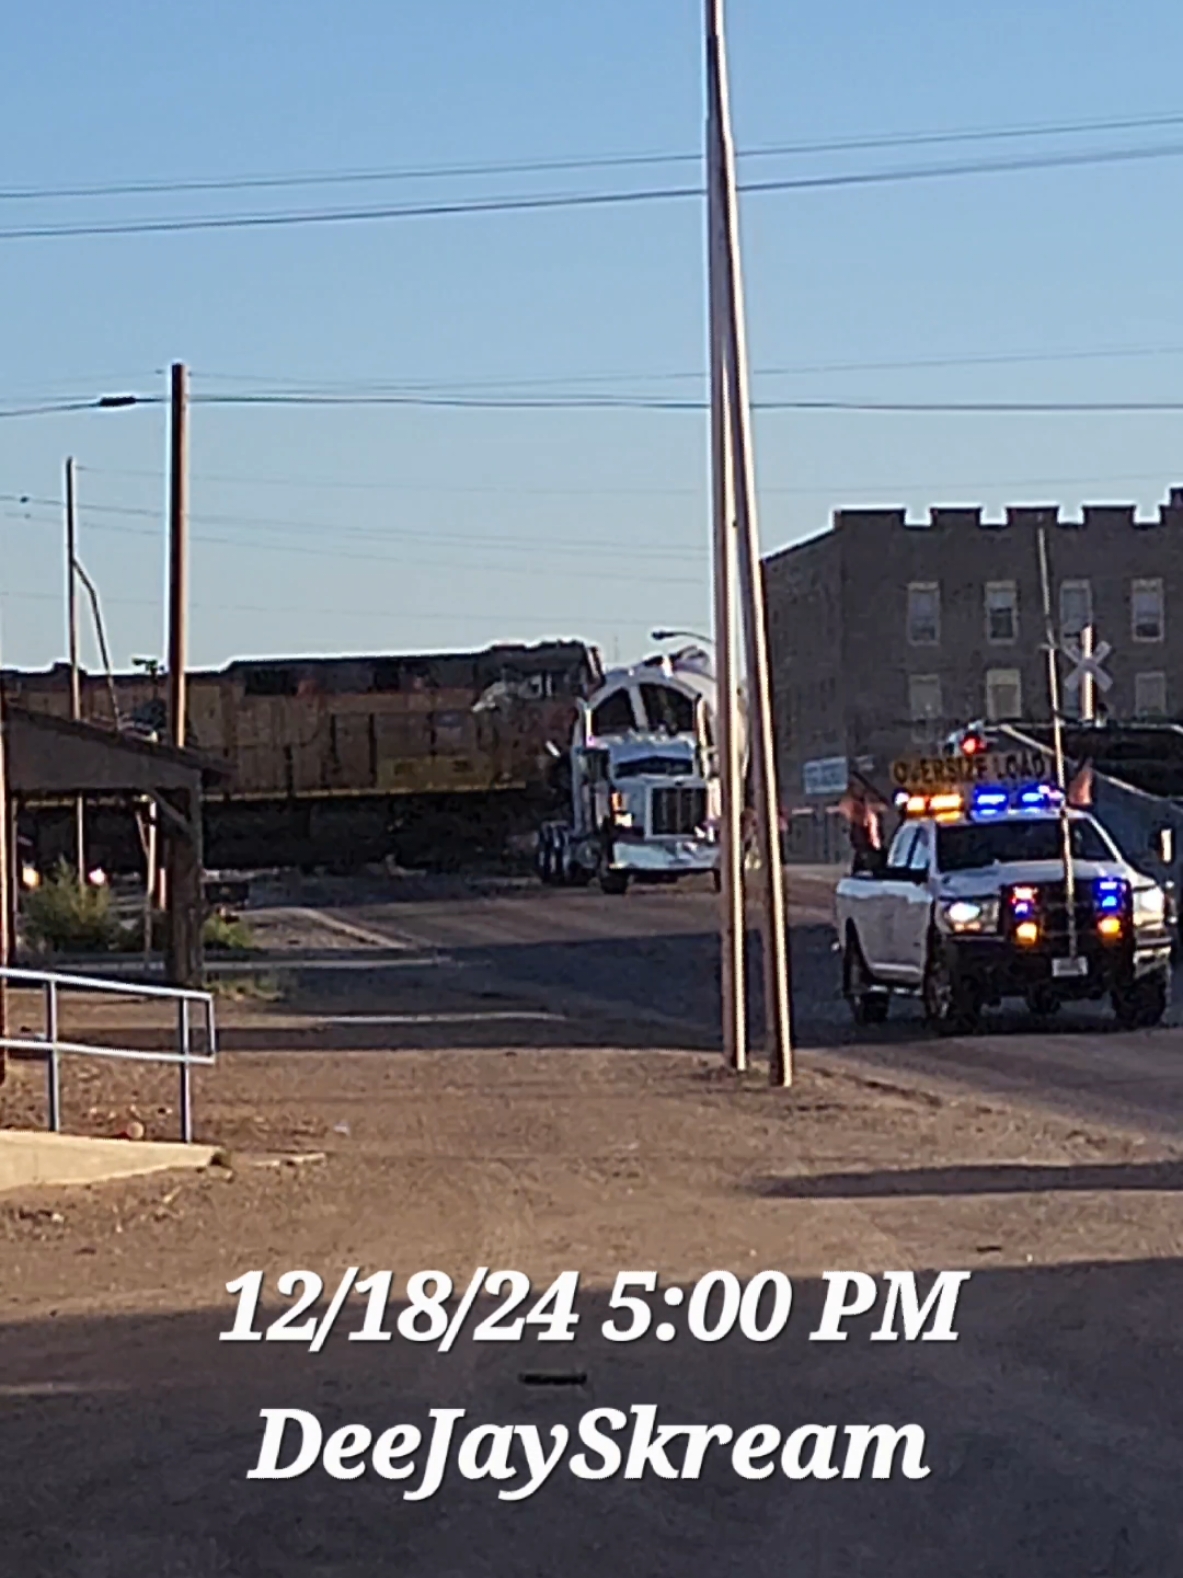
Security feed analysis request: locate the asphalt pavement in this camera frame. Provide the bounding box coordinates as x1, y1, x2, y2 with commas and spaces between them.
294, 872, 1183, 1140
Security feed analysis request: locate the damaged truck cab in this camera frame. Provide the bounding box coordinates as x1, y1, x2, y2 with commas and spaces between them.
536, 647, 730, 894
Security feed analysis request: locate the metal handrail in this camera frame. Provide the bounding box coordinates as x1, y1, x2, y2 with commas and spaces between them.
0, 966, 217, 1143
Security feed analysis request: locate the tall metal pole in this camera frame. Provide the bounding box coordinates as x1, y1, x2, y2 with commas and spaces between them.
707, 99, 747, 1074
167, 363, 189, 751
1037, 524, 1077, 959
706, 0, 793, 1085
1081, 623, 1095, 724
65, 456, 85, 883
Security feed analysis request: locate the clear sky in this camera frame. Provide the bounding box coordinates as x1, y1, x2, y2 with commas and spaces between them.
3, 1, 1183, 674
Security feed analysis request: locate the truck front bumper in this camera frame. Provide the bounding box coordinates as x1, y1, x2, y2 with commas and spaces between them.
608, 837, 718, 875
945, 930, 1172, 1000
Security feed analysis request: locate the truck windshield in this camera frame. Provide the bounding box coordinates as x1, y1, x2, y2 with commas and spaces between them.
936, 817, 1113, 872
639, 683, 694, 735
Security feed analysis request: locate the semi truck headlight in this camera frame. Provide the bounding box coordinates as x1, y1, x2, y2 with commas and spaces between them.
1133, 885, 1166, 927
941, 897, 999, 933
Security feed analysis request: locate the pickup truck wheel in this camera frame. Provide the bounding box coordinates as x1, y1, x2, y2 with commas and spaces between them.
843, 933, 889, 1025
923, 938, 980, 1035
1112, 972, 1168, 1030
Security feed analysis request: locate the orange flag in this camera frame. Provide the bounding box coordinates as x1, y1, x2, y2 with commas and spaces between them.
1068, 762, 1094, 808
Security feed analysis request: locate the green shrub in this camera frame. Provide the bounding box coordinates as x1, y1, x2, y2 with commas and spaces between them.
22, 862, 121, 954
203, 910, 254, 952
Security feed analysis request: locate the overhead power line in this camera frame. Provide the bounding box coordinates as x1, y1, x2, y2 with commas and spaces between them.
11, 389, 1183, 421
2, 137, 1183, 243
6, 107, 1183, 203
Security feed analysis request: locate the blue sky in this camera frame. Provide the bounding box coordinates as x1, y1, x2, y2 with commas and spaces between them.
3, 1, 1183, 672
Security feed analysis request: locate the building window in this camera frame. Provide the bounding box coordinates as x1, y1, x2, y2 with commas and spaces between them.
985, 581, 1018, 644
908, 674, 942, 743
985, 668, 1022, 722
907, 583, 940, 646
1059, 580, 1093, 641
1135, 672, 1167, 718
1131, 578, 1164, 643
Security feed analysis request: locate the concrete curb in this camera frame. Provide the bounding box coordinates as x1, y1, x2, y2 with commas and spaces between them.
0, 1130, 218, 1193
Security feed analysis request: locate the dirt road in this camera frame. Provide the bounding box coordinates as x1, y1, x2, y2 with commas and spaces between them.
2, 974, 1183, 1575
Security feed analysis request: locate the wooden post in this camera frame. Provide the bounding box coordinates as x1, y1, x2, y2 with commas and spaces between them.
706, 0, 793, 1086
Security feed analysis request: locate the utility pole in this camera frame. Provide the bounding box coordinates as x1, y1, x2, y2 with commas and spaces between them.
65, 456, 85, 883
1037, 524, 1077, 960
167, 363, 188, 752
164, 361, 203, 987
707, 139, 746, 1074
706, 0, 793, 1086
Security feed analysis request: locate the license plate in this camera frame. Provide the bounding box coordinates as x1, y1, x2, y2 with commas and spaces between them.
1052, 956, 1089, 979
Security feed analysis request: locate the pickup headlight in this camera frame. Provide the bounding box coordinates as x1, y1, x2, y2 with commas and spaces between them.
940, 897, 999, 934
1132, 885, 1166, 927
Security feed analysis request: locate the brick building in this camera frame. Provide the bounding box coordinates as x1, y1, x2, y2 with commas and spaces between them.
764, 486, 1183, 860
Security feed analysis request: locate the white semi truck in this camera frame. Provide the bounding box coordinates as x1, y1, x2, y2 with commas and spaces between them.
536, 646, 735, 895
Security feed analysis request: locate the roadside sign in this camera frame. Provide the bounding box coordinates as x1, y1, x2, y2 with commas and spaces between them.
803, 755, 848, 797
890, 747, 1051, 792
1063, 637, 1113, 694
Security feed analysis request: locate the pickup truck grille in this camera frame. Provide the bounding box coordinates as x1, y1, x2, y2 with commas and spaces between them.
1022, 881, 1102, 942
650, 785, 707, 836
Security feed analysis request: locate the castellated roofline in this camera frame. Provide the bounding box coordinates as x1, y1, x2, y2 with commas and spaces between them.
831, 485, 1183, 533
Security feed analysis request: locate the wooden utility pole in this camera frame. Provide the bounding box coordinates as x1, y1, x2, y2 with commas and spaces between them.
164, 361, 203, 986
65, 456, 85, 882
706, 79, 746, 1073
706, 0, 793, 1086
167, 363, 188, 753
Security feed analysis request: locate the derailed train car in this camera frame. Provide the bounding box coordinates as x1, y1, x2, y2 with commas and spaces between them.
3, 640, 603, 872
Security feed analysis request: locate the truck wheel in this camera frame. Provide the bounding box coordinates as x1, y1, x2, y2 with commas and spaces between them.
601, 869, 629, 896
922, 937, 979, 1035
1112, 972, 1168, 1030
843, 932, 889, 1026
536, 830, 555, 885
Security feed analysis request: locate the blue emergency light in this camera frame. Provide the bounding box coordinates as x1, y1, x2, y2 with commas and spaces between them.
971, 788, 1008, 817
970, 782, 1062, 819
1094, 878, 1124, 913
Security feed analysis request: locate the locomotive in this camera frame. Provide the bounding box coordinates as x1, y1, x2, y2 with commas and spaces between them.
2, 640, 603, 873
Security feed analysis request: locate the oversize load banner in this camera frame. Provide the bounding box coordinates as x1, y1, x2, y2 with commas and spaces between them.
890, 749, 1050, 791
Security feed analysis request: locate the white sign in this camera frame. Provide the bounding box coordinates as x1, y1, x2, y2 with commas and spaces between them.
1064, 637, 1113, 695
803, 755, 849, 797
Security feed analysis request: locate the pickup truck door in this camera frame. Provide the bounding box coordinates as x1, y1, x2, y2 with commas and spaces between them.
894, 824, 935, 982
860, 825, 919, 974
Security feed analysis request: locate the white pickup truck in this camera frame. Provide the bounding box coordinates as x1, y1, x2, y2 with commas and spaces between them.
835, 779, 1173, 1033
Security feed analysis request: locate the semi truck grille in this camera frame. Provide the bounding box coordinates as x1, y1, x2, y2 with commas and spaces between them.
650, 785, 707, 836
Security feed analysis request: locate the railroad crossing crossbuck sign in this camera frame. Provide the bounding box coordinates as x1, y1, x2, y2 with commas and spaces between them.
1063, 636, 1113, 695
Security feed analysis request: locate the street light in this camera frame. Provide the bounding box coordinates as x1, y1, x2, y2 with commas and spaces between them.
651, 628, 715, 645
